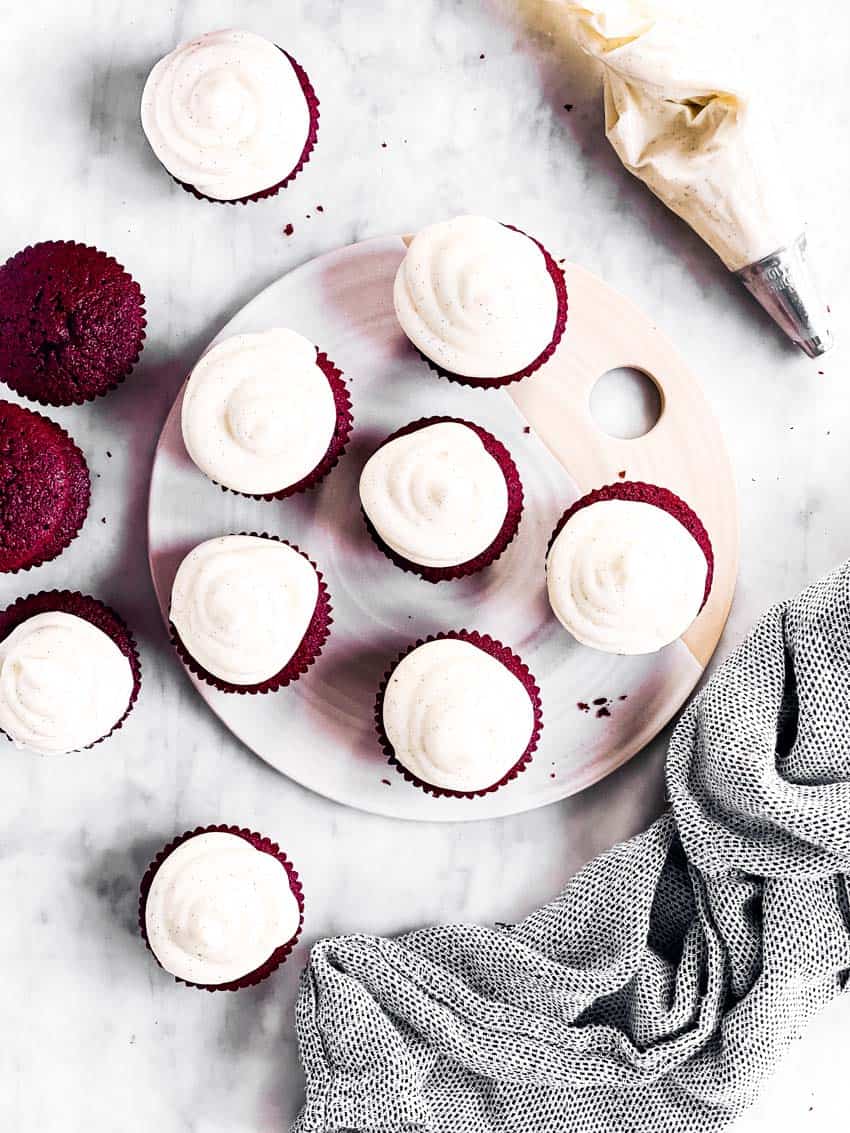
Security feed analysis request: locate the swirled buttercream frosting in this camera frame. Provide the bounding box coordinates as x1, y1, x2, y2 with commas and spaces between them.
0, 612, 134, 754
141, 28, 311, 201
359, 422, 509, 568
394, 216, 559, 379
382, 638, 535, 792
181, 329, 337, 496
170, 535, 319, 685
144, 832, 301, 985
546, 498, 707, 654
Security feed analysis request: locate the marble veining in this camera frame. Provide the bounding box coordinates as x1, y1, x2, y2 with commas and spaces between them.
0, 0, 849, 1130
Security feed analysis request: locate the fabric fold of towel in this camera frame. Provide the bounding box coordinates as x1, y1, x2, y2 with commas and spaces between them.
294, 561, 850, 1133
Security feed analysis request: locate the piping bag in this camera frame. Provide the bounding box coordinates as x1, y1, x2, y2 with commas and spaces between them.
560, 0, 833, 357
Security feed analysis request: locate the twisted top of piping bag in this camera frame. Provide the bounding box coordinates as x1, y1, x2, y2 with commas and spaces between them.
562, 0, 833, 356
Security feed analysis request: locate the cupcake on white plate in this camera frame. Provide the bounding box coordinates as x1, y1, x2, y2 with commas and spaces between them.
546, 482, 715, 656
169, 533, 331, 694
180, 328, 352, 500
394, 215, 568, 387
141, 28, 319, 203
359, 416, 524, 582
139, 825, 304, 991
376, 631, 543, 799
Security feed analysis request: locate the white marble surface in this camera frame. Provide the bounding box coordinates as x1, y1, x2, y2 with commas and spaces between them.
1, 1, 849, 1129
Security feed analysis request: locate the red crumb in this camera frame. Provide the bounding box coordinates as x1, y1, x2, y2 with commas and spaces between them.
550, 772, 556, 779
577, 702, 590, 713
381, 142, 387, 148
480, 53, 486, 59
618, 470, 626, 478
592, 697, 608, 706
596, 706, 611, 719
283, 223, 295, 237
818, 370, 824, 375
564, 103, 574, 111
381, 779, 391, 787
523, 425, 531, 434
619, 695, 628, 701
316, 205, 324, 212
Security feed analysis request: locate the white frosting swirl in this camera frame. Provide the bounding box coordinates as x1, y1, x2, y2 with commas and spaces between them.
170, 535, 319, 686
0, 612, 134, 755
140, 28, 311, 201
359, 422, 509, 568
181, 329, 337, 496
394, 216, 559, 379
382, 638, 535, 792
546, 498, 708, 655
144, 832, 300, 986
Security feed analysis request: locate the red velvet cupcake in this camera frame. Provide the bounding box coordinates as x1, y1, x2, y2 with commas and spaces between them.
359, 417, 524, 582
0, 401, 90, 572
139, 825, 304, 992
376, 630, 543, 799
169, 534, 331, 695
394, 215, 567, 388
0, 242, 146, 406
0, 591, 141, 754
546, 481, 714, 655
180, 329, 352, 501
141, 29, 319, 205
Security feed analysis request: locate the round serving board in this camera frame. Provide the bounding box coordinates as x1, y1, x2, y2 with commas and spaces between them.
148, 235, 738, 822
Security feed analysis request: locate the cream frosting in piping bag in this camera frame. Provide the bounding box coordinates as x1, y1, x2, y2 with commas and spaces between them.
561, 0, 833, 356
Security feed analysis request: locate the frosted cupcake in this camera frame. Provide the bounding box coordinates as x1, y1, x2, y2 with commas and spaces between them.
359, 417, 524, 582
141, 28, 319, 203
394, 215, 568, 387
181, 328, 352, 499
546, 482, 714, 655
376, 631, 543, 798
139, 826, 304, 991
0, 592, 141, 754
169, 534, 331, 694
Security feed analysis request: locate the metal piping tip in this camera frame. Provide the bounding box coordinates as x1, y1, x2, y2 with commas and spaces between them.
736, 234, 833, 358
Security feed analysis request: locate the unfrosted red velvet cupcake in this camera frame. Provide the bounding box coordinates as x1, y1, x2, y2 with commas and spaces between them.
141, 29, 319, 204
376, 630, 543, 799
394, 215, 567, 388
0, 401, 90, 572
169, 534, 331, 695
359, 417, 524, 583
0, 242, 146, 406
139, 825, 304, 992
180, 328, 352, 501
0, 591, 141, 755
546, 481, 714, 656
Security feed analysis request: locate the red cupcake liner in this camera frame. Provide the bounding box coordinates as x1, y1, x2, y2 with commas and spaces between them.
375, 630, 543, 799
0, 401, 90, 573
175, 51, 319, 205
138, 824, 305, 992
0, 241, 146, 407
0, 590, 142, 750
361, 416, 524, 583
169, 533, 332, 695
415, 225, 568, 389
548, 481, 715, 608
215, 351, 353, 502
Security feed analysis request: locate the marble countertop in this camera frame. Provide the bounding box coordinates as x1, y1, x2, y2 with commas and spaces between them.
2, 1, 849, 1129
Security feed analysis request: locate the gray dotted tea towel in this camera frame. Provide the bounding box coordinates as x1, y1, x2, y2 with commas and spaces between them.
293, 561, 850, 1133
